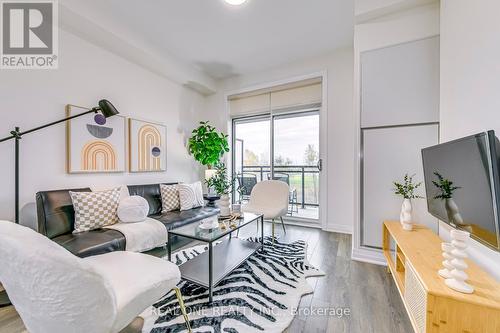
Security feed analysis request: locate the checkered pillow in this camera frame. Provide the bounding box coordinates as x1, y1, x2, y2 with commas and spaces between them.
160, 184, 180, 213
70, 188, 120, 233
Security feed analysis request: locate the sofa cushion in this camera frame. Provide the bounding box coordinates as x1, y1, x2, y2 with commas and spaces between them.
70, 188, 121, 233
52, 229, 126, 258
127, 183, 176, 216
152, 206, 220, 230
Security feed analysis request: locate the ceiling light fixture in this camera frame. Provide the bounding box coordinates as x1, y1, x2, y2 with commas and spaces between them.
224, 0, 247, 5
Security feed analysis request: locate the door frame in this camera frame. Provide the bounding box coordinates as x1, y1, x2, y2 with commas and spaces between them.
224, 71, 328, 230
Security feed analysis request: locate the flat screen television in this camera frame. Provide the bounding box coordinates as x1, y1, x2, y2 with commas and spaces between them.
421, 130, 500, 251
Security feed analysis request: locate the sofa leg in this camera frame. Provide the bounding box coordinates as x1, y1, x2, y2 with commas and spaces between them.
174, 287, 191, 332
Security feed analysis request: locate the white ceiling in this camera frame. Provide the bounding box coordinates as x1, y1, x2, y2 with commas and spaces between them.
61, 0, 354, 80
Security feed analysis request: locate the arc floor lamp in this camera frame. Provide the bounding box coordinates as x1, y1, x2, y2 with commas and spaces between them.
0, 99, 119, 307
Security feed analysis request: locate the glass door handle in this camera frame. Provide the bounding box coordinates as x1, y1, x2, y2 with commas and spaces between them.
317, 159, 323, 172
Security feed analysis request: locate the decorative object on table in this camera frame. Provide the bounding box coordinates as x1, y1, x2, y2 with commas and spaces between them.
219, 194, 231, 217
205, 163, 241, 217
218, 213, 241, 229
438, 242, 454, 279
69, 188, 121, 233
445, 229, 474, 294
128, 118, 166, 172
232, 203, 241, 214
178, 181, 205, 211
160, 184, 180, 212
117, 195, 150, 223
145, 236, 324, 333
432, 172, 467, 229
393, 173, 423, 231
199, 215, 219, 229
203, 194, 220, 207
66, 104, 126, 173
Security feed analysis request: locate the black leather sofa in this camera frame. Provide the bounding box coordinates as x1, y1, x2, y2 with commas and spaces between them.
36, 183, 219, 258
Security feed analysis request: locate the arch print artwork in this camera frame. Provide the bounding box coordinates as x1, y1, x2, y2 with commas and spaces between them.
128, 118, 166, 172
66, 104, 126, 173
81, 140, 117, 171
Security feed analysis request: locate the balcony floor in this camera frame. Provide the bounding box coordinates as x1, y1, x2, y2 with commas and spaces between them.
288, 205, 319, 220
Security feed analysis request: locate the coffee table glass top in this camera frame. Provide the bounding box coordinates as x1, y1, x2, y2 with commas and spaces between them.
168, 212, 262, 242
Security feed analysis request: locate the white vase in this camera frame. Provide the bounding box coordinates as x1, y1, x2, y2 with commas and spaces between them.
218, 194, 231, 217
400, 199, 413, 231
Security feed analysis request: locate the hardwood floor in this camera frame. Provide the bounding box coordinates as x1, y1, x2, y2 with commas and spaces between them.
0, 223, 412, 333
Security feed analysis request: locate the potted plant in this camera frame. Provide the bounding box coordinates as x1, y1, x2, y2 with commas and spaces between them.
432, 172, 465, 228
205, 163, 240, 216
393, 174, 423, 231
188, 121, 229, 169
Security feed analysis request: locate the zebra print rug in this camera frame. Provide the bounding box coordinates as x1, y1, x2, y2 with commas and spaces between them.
140, 237, 324, 333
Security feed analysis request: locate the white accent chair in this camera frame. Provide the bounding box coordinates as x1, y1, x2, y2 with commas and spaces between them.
0, 221, 190, 333
242, 180, 289, 241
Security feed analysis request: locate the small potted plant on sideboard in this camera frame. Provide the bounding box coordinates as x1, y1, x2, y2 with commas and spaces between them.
393, 173, 423, 231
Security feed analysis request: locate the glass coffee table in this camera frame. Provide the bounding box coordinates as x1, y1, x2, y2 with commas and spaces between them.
167, 212, 264, 303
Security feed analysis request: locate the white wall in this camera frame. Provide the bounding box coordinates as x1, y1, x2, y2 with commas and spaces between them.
0, 29, 207, 223
206, 48, 355, 233
352, 2, 440, 264
440, 0, 500, 280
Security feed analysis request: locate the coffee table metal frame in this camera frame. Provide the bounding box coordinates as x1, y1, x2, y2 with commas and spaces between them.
167, 213, 264, 303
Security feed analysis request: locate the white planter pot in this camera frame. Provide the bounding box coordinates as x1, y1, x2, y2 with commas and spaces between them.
218, 194, 231, 217
400, 198, 413, 231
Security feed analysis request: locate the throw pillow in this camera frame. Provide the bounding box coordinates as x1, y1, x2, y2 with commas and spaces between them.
160, 184, 180, 212
117, 195, 150, 223
70, 188, 120, 233
178, 181, 205, 211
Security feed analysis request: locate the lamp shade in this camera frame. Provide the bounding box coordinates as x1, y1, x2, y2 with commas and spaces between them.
205, 169, 217, 180
97, 99, 119, 118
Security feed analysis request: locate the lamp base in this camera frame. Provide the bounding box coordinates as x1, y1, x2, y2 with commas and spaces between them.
0, 290, 11, 307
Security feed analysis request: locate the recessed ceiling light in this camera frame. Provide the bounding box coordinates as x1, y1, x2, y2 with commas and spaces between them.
225, 0, 248, 5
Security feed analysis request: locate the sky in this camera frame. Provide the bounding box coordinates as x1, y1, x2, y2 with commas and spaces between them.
235, 113, 319, 166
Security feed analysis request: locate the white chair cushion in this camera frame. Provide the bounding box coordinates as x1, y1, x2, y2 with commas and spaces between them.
117, 195, 150, 223
178, 181, 204, 211
242, 203, 288, 219
84, 251, 180, 332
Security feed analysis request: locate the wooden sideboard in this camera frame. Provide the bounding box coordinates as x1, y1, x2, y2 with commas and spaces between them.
382, 221, 500, 333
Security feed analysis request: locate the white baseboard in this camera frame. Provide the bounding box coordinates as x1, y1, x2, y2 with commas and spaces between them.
323, 223, 353, 234
352, 247, 386, 266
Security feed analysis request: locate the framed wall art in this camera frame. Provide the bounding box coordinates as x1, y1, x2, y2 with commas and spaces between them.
128, 118, 167, 172
66, 104, 126, 173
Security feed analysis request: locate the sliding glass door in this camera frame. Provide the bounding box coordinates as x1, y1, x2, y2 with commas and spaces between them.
232, 110, 321, 223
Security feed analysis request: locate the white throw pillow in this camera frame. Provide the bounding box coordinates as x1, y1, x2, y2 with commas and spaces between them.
117, 196, 150, 223
70, 188, 120, 233
178, 181, 205, 211
160, 184, 180, 212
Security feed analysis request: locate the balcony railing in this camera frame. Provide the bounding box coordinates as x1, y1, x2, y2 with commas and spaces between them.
237, 165, 320, 208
